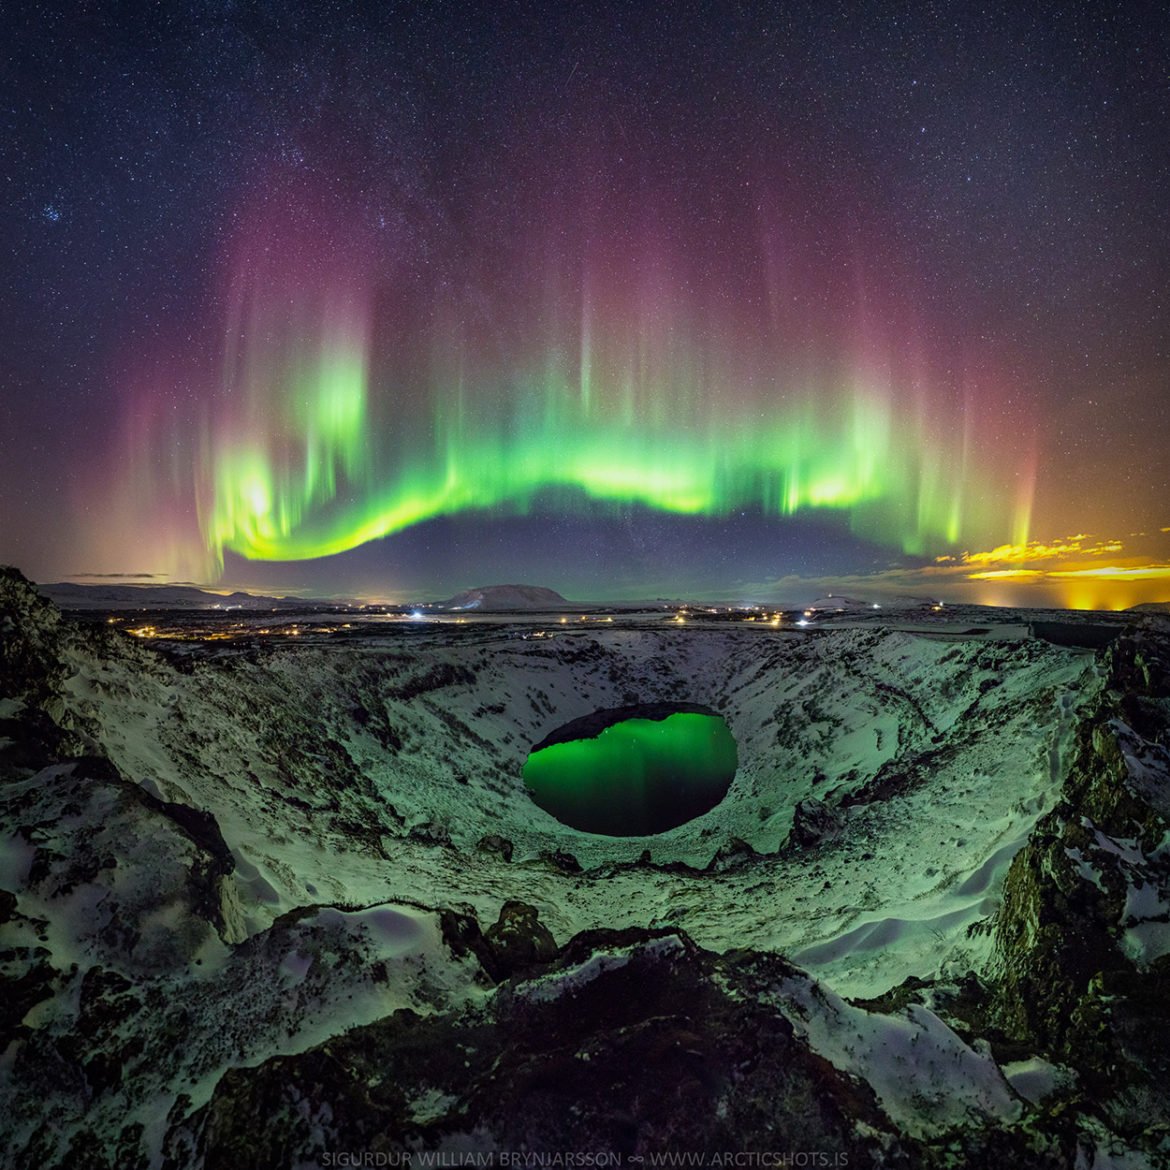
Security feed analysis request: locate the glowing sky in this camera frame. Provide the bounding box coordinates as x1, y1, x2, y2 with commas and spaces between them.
178, 174, 1034, 578
4, 4, 1169, 605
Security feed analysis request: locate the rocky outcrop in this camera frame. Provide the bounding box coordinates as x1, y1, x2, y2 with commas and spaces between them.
0, 565, 150, 754
988, 632, 1170, 1144
168, 927, 909, 1165
785, 796, 844, 848
161, 916, 1148, 1168
0, 565, 72, 712
530, 701, 720, 750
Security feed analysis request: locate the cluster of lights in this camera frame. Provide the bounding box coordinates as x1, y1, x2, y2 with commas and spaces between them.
119, 620, 349, 642
112, 598, 960, 647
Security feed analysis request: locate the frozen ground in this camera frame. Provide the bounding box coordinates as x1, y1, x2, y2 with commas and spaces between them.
67, 616, 1099, 999
3, 570, 1169, 1167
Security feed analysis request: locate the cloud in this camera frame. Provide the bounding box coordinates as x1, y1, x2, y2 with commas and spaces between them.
740, 528, 1170, 609
67, 572, 163, 579
937, 537, 1122, 568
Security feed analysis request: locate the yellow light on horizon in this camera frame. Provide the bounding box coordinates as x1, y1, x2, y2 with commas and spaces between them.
967, 569, 1045, 580
1048, 564, 1170, 581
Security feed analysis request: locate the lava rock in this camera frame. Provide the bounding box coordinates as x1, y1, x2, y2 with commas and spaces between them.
786, 797, 844, 848
704, 836, 759, 872
483, 900, 558, 979
538, 848, 582, 873
476, 833, 514, 861
169, 931, 906, 1163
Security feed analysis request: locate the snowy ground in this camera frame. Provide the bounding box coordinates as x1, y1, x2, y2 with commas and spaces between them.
65, 619, 1098, 999
15, 576, 1168, 1167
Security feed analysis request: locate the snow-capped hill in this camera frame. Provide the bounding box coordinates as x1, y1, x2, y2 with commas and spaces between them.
808, 595, 875, 611
437, 583, 571, 610
806, 594, 939, 612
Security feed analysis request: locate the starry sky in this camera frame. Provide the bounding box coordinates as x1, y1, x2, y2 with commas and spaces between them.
3, 2, 1169, 606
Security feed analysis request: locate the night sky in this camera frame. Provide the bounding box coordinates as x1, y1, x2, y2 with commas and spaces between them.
3, 2, 1169, 607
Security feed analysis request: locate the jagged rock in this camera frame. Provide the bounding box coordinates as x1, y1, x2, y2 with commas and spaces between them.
530, 701, 718, 751
0, 956, 58, 1048
169, 930, 912, 1163
476, 832, 514, 861
989, 630, 1170, 1132
538, 848, 582, 873
0, 565, 69, 709
705, 835, 759, 872
786, 796, 844, 848
407, 820, 453, 847
482, 899, 558, 978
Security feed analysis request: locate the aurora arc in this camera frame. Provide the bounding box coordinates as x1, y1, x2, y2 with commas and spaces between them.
197, 286, 1027, 570
98, 161, 1041, 583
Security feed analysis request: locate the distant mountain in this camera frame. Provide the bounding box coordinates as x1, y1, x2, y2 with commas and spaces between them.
36, 581, 308, 610
1130, 601, 1170, 614
437, 584, 571, 611
807, 595, 874, 611
808, 594, 938, 612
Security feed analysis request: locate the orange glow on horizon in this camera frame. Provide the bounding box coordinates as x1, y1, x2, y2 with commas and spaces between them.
967, 568, 1044, 580
1048, 564, 1170, 581
931, 529, 1170, 611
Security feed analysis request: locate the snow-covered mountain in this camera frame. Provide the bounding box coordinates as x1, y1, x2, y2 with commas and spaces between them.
435, 583, 572, 610
3, 564, 1170, 1165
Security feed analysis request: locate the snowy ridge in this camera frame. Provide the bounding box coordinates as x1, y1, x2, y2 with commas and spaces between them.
68, 622, 1095, 997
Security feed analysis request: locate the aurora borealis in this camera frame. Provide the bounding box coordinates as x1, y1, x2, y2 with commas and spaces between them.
4, 3, 1169, 605
192, 178, 1031, 574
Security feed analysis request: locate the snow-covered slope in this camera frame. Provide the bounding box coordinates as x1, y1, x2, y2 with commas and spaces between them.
3, 566, 1169, 1167
436, 583, 572, 609
67, 617, 1093, 992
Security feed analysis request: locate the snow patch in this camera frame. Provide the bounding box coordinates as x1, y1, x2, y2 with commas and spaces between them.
314, 905, 428, 959
780, 976, 1020, 1138
1001, 1056, 1074, 1105
516, 935, 685, 1004
0, 832, 36, 889
1066, 847, 1106, 892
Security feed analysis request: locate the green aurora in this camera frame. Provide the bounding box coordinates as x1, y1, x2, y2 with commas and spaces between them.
196, 300, 1031, 573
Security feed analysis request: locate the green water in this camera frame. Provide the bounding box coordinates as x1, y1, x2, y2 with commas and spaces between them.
522, 712, 738, 836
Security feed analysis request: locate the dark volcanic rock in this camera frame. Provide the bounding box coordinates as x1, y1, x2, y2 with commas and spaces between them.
531, 701, 720, 751
475, 832, 514, 861
786, 797, 844, 848
704, 835, 760, 872
482, 899, 559, 978
0, 565, 71, 709
169, 929, 908, 1164
989, 632, 1170, 1136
